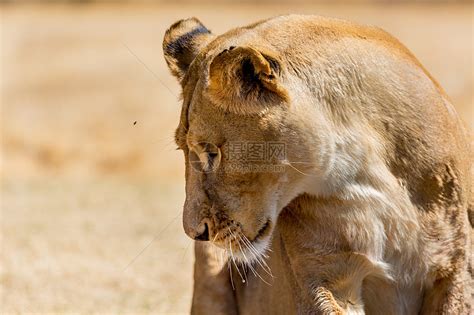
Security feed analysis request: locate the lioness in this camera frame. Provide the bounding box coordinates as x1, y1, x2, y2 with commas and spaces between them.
163, 15, 472, 314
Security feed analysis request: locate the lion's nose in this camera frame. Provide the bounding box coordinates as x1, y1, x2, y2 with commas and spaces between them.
194, 222, 210, 241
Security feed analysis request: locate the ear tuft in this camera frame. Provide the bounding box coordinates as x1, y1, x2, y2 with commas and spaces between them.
207, 46, 288, 115
163, 18, 214, 83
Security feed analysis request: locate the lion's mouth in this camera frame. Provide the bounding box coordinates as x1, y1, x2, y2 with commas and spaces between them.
212, 219, 272, 249
253, 219, 271, 242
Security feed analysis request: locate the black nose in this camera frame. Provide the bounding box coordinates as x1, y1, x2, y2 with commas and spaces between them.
194, 223, 209, 241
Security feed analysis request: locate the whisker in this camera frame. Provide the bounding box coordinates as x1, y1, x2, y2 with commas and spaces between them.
213, 231, 220, 243
287, 161, 317, 165
247, 240, 274, 278
228, 228, 246, 283
226, 239, 235, 290
230, 231, 249, 284
123, 210, 182, 270
180, 239, 193, 264
242, 240, 272, 285
240, 235, 274, 278
235, 234, 250, 265
220, 246, 225, 266
237, 235, 271, 284
284, 161, 318, 177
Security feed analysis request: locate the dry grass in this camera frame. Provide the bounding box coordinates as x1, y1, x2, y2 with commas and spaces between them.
1, 3, 472, 314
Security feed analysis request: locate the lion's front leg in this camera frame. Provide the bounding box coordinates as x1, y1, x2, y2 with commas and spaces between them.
313, 286, 346, 315
191, 241, 237, 315
290, 252, 392, 315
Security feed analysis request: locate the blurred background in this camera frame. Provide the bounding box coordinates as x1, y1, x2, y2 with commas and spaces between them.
1, 1, 472, 314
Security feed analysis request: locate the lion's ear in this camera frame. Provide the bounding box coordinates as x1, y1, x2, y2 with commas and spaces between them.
163, 18, 214, 83
207, 46, 289, 115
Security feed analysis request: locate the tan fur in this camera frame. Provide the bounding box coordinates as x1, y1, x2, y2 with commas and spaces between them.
163, 15, 472, 314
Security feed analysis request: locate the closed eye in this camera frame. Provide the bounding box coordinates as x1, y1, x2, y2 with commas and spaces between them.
188, 143, 222, 173
208, 152, 218, 159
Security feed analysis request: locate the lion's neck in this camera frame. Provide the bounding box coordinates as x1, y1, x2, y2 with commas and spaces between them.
291, 159, 426, 282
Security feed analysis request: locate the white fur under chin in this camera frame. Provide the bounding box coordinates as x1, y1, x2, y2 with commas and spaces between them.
231, 235, 272, 266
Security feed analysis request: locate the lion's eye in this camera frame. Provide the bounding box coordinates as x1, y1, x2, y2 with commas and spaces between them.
189, 144, 221, 173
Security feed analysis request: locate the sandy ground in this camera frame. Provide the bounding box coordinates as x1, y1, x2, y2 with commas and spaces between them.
1, 3, 472, 314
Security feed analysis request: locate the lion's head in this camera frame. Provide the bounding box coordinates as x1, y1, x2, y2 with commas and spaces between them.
163, 17, 335, 264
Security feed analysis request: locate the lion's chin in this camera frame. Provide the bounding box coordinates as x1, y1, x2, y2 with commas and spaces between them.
210, 232, 272, 267
210, 219, 273, 266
